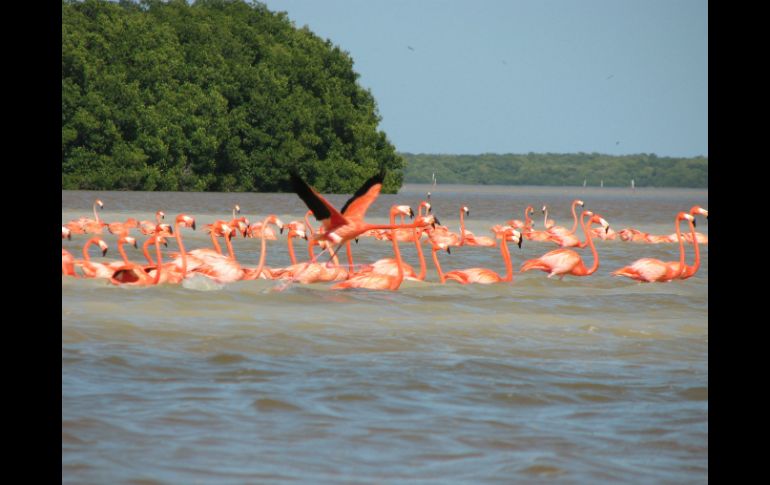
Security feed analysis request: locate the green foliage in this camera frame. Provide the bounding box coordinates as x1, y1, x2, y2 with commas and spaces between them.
401, 153, 708, 188
62, 0, 403, 192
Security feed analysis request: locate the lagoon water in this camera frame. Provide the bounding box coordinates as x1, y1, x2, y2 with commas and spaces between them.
62, 184, 707, 483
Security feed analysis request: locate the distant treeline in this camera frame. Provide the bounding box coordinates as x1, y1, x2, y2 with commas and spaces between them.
62, 0, 403, 193
401, 153, 707, 188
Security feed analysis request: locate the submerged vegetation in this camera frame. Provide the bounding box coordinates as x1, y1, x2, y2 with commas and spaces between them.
401, 153, 707, 188
62, 0, 403, 193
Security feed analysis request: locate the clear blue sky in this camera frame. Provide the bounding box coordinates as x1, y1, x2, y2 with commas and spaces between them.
259, 0, 707, 158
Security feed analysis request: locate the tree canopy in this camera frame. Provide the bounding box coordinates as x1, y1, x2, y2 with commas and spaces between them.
401, 152, 707, 188
62, 0, 404, 193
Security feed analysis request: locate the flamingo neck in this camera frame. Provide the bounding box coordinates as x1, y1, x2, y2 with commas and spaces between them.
500, 235, 513, 282
675, 215, 686, 274
253, 216, 271, 278
143, 238, 156, 264
93, 202, 100, 223
210, 230, 222, 254
224, 233, 236, 261
582, 214, 600, 275
153, 236, 162, 285
389, 211, 404, 289
687, 218, 700, 273
459, 208, 466, 245
117, 241, 130, 264
287, 234, 297, 265
82, 238, 98, 261
569, 202, 580, 234
175, 221, 187, 274
543, 208, 548, 229
431, 248, 445, 284
414, 227, 426, 280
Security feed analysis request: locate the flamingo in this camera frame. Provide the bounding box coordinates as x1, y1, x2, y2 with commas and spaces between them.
611, 212, 694, 283
290, 170, 433, 262
459, 206, 497, 247
547, 200, 585, 236
65, 199, 106, 234
541, 205, 556, 230
139, 211, 166, 236
436, 228, 522, 284
240, 215, 285, 281
506, 205, 535, 231
107, 217, 139, 236
72, 237, 111, 278
520, 211, 609, 279
331, 205, 414, 291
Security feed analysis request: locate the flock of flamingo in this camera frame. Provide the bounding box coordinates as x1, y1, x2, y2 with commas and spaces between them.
62, 171, 708, 290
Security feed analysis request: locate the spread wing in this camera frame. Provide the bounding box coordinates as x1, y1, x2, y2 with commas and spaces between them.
289, 172, 348, 231
340, 170, 386, 221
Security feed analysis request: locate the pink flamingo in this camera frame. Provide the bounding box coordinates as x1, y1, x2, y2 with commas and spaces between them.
459, 206, 497, 247
240, 215, 285, 281
520, 211, 609, 279
139, 211, 166, 236
612, 212, 695, 282
290, 171, 432, 263
506, 205, 535, 231
541, 205, 556, 230
73, 237, 111, 278
65, 199, 106, 234
547, 200, 585, 236
107, 217, 139, 236
435, 228, 522, 284
62, 226, 76, 276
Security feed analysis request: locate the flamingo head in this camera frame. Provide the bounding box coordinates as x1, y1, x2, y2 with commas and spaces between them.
96, 239, 109, 257
289, 228, 307, 240
416, 215, 438, 228
157, 211, 165, 220
419, 201, 432, 214
690, 205, 708, 221
462, 206, 469, 216
586, 212, 610, 233
392, 205, 413, 218
541, 205, 547, 213
505, 228, 523, 248
176, 214, 196, 230
265, 215, 284, 229
95, 199, 104, 209
62, 226, 71, 240
121, 236, 138, 249
234, 204, 241, 215
156, 223, 174, 236
433, 241, 451, 254
575, 199, 585, 208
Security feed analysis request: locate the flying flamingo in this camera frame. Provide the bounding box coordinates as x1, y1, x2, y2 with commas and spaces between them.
331, 205, 415, 291
435, 228, 522, 284
520, 211, 610, 279
679, 206, 708, 279
290, 170, 432, 263
459, 206, 497, 247
611, 212, 695, 283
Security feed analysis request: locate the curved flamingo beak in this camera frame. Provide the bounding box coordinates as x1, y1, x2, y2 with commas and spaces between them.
433, 216, 441, 226
409, 208, 415, 219
446, 247, 451, 254
132, 240, 138, 249
101, 247, 108, 257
